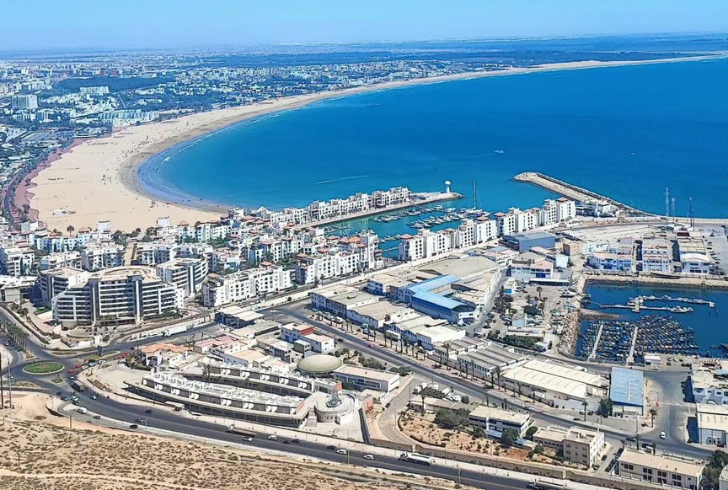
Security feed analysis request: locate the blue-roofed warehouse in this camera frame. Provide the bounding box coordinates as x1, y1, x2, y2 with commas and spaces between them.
399, 275, 478, 324
610, 367, 645, 415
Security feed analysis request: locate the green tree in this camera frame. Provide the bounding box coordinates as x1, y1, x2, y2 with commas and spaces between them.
582, 400, 589, 421
500, 428, 519, 447
526, 426, 539, 440
598, 398, 613, 418
434, 409, 470, 430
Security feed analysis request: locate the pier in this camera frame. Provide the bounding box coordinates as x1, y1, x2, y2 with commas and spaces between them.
514, 171, 650, 216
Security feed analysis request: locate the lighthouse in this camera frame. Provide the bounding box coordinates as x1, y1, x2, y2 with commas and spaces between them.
445, 180, 451, 194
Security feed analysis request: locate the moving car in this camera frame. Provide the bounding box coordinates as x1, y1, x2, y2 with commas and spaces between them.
660, 431, 666, 439
267, 434, 278, 441
363, 454, 375, 460
336, 448, 348, 455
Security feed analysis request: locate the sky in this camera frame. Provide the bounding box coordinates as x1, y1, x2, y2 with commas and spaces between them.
2, 0, 727, 51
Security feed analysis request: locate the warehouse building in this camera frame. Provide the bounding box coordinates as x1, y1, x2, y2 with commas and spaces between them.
503, 231, 557, 253
696, 404, 728, 446
501, 359, 608, 410
610, 367, 645, 415
310, 286, 379, 320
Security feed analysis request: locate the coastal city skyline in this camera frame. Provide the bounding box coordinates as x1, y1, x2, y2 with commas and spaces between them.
1, 7, 728, 490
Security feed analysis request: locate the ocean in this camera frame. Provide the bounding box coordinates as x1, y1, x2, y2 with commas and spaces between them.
139, 58, 728, 229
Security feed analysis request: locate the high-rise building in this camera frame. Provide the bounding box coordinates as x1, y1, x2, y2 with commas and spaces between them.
11, 94, 38, 110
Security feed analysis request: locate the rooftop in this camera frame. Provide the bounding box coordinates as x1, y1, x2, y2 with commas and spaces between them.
618, 448, 703, 476
696, 404, 728, 431
469, 405, 531, 425
296, 354, 343, 374
334, 364, 399, 382
610, 367, 645, 407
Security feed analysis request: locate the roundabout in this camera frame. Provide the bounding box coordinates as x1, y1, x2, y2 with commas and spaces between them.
22, 361, 65, 375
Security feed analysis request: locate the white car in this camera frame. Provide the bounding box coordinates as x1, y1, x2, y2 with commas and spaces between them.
363, 454, 375, 460
336, 448, 348, 455
660, 431, 666, 439
267, 434, 278, 441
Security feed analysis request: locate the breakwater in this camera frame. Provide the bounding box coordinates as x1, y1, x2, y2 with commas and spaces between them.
514, 171, 651, 216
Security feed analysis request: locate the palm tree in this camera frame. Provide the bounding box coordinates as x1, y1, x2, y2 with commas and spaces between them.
66, 225, 75, 236
582, 400, 589, 421
649, 408, 658, 428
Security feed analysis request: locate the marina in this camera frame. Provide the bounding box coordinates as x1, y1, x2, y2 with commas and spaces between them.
577, 316, 700, 363
577, 284, 728, 359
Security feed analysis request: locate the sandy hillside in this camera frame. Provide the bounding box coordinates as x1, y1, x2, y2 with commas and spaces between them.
0, 394, 468, 490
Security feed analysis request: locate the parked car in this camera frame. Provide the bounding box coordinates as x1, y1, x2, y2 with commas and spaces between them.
129, 424, 139, 429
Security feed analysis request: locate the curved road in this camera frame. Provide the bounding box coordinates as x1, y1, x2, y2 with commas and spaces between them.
0, 310, 532, 489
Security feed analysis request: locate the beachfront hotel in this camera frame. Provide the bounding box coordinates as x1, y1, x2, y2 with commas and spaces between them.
51, 266, 184, 328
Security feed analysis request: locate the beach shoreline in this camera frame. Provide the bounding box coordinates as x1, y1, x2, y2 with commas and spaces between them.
28, 54, 726, 232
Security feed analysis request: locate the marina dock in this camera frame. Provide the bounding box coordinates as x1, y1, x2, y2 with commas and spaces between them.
294, 191, 463, 230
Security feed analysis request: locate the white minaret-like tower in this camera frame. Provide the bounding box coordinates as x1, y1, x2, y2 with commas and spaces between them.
445, 180, 451, 194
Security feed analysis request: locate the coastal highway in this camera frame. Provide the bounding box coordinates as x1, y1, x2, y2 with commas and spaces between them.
33, 377, 529, 490
272, 304, 713, 460
0, 314, 535, 489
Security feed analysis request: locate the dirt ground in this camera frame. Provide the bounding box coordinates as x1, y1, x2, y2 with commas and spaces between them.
0, 394, 470, 490
399, 411, 530, 461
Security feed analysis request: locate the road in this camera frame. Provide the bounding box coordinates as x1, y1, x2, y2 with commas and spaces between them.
272, 303, 713, 460
0, 310, 538, 490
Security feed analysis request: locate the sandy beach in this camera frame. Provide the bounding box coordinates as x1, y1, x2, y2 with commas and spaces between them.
28, 54, 725, 233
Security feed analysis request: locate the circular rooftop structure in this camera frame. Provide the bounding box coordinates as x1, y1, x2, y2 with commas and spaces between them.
297, 354, 343, 374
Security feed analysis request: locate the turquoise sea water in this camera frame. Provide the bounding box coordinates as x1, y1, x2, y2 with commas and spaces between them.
139, 59, 728, 224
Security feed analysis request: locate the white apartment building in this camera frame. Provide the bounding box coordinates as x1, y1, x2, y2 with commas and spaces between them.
295, 237, 379, 284
37, 267, 91, 305
398, 228, 454, 261
52, 266, 184, 327
202, 266, 294, 307
80, 241, 124, 271
246, 236, 301, 265
156, 257, 209, 298
39, 251, 82, 271
0, 245, 35, 277
617, 448, 703, 489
